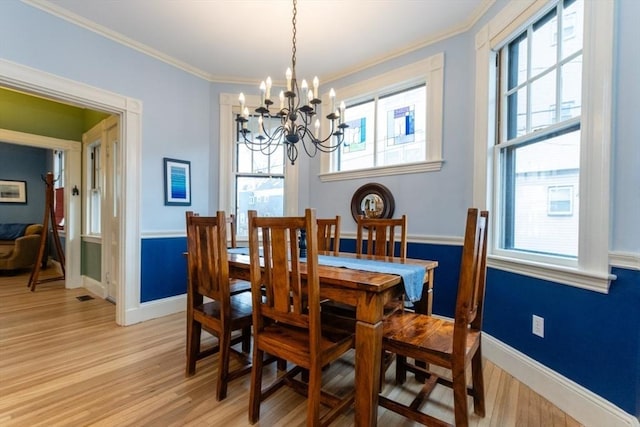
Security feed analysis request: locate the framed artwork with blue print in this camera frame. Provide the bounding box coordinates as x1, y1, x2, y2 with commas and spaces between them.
163, 158, 191, 206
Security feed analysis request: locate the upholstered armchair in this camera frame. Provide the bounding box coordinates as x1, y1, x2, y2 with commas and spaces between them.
0, 224, 43, 271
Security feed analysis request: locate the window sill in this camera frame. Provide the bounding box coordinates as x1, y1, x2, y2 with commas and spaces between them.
319, 159, 443, 182
488, 254, 615, 294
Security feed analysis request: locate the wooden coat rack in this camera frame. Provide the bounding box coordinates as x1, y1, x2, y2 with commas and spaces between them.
28, 172, 65, 291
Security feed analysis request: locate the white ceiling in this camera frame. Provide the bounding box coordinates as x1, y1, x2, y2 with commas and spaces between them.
29, 0, 493, 84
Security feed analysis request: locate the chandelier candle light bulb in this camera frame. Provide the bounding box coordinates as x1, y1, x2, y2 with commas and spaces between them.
286, 68, 293, 92
301, 79, 308, 105
312, 76, 319, 100
259, 81, 266, 107
266, 76, 272, 101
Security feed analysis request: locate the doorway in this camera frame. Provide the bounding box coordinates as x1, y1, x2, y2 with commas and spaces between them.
1, 58, 142, 326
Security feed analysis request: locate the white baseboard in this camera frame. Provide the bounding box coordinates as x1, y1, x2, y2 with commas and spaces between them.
124, 294, 186, 325
483, 333, 639, 427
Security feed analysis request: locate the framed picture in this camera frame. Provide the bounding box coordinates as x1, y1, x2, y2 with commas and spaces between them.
163, 158, 191, 206
0, 180, 27, 204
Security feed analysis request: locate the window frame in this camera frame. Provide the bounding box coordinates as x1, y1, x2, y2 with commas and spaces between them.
473, 0, 614, 293
319, 53, 445, 181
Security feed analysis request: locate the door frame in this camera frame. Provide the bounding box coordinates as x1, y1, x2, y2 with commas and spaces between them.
0, 59, 141, 326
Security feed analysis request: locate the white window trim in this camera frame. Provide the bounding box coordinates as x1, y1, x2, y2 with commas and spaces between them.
319, 53, 445, 182
82, 123, 103, 238
473, 0, 615, 293
219, 93, 298, 217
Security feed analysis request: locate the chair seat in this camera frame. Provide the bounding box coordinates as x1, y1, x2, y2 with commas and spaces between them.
383, 311, 481, 364
258, 323, 354, 369
196, 290, 253, 322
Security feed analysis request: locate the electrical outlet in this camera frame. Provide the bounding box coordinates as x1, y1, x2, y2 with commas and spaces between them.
532, 314, 544, 338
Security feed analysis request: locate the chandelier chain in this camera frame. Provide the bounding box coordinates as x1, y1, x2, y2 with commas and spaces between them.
291, 0, 297, 76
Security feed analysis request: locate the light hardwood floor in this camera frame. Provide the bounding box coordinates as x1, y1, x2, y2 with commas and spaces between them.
0, 268, 582, 427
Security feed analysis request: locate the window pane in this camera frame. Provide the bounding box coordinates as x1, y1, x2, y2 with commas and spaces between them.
340, 100, 375, 171
502, 128, 580, 257
508, 33, 528, 90
531, 8, 558, 77
507, 88, 527, 139
376, 85, 426, 167
560, 56, 582, 120
561, 0, 583, 60
235, 176, 284, 237
90, 189, 101, 234
530, 70, 556, 130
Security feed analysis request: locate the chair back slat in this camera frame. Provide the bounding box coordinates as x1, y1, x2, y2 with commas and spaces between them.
186, 211, 230, 305
248, 210, 318, 333
356, 215, 407, 259
453, 209, 489, 352
317, 216, 341, 255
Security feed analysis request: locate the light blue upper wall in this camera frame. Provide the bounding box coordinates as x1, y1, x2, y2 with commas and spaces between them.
612, 0, 640, 254
0, 0, 212, 233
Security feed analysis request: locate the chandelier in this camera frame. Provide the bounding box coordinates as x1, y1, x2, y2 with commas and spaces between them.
236, 0, 348, 165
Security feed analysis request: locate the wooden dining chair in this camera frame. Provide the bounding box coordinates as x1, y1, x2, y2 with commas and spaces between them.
379, 208, 489, 427
356, 215, 407, 259
185, 211, 253, 401
247, 209, 355, 426
317, 215, 341, 255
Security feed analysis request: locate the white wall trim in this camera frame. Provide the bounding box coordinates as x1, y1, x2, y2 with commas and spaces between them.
340, 232, 462, 247
125, 294, 186, 325
483, 333, 640, 427
610, 252, 640, 271
141, 231, 186, 239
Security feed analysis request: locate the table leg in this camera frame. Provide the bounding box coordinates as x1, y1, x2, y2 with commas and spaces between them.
355, 320, 382, 427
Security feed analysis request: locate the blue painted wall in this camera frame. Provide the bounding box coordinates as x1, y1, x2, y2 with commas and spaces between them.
140, 237, 187, 303
484, 267, 640, 416
0, 142, 48, 224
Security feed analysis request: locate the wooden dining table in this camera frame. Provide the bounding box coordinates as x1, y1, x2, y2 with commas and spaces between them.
227, 250, 438, 427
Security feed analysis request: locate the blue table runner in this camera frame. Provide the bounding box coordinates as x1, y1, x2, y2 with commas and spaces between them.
228, 247, 425, 302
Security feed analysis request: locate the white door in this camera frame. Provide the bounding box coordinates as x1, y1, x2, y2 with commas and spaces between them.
82, 116, 120, 302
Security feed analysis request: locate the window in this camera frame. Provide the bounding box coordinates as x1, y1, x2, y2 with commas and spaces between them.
497, 0, 583, 259
83, 121, 104, 237
88, 143, 102, 235
474, 0, 614, 292
339, 85, 426, 171
234, 114, 285, 237
320, 53, 444, 181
